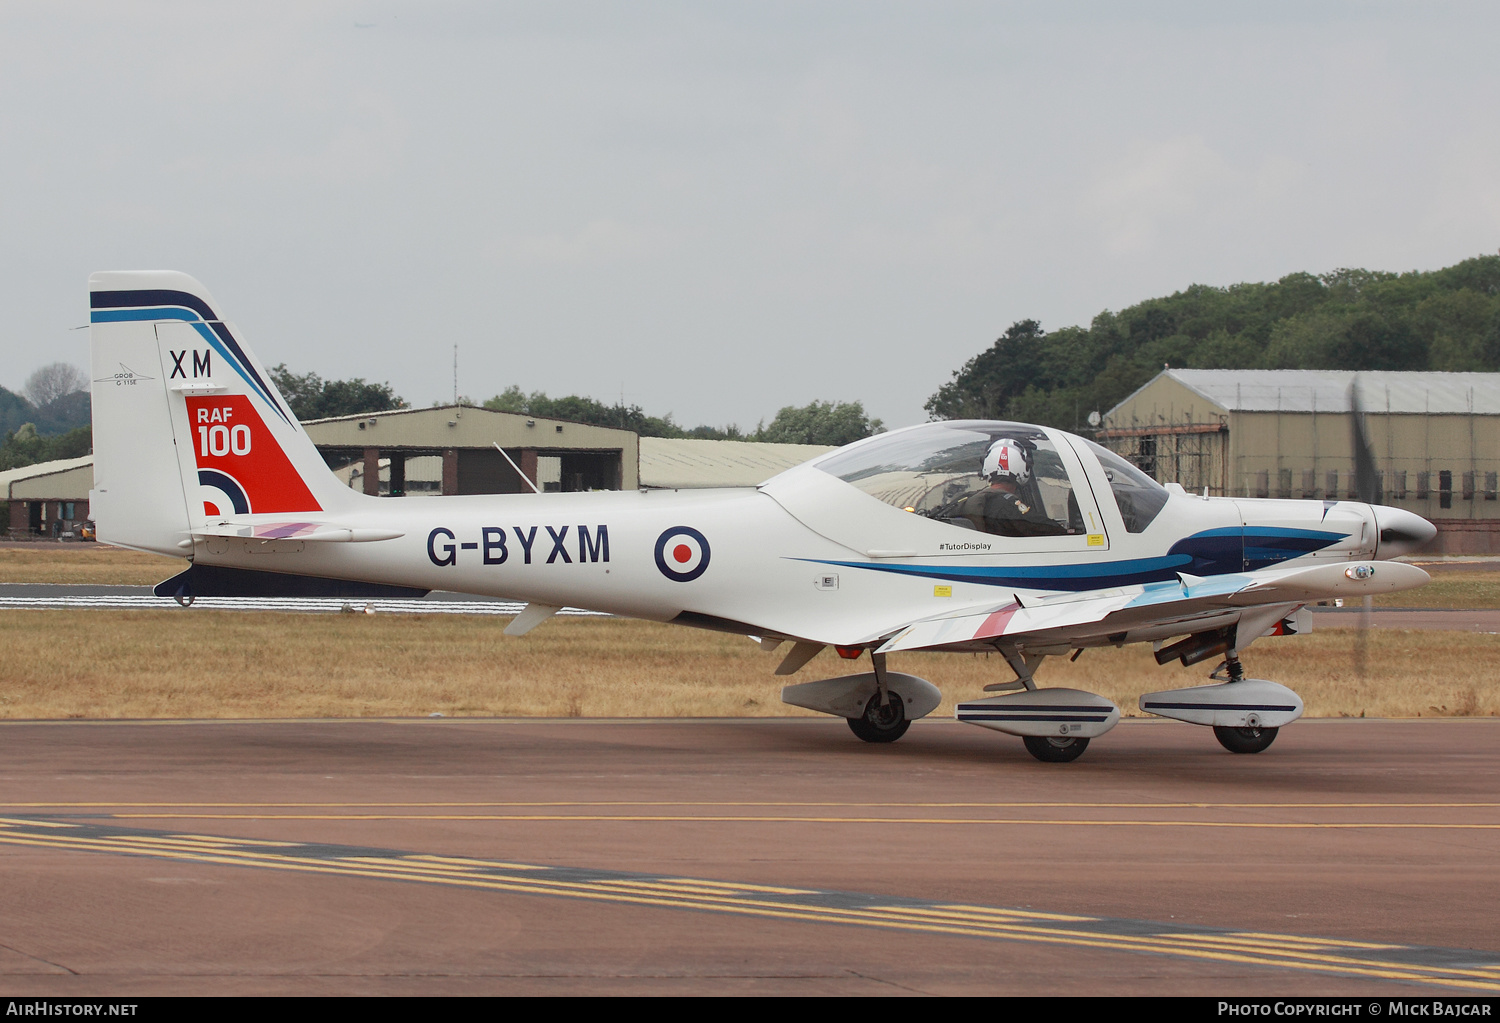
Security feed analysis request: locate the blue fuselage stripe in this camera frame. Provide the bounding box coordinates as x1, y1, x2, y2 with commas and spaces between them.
797, 526, 1350, 592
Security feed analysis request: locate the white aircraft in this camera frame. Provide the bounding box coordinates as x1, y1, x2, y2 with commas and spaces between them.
88, 271, 1437, 762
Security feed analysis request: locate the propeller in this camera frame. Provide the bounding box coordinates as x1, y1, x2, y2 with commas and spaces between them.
1349, 377, 1380, 505
1347, 377, 1376, 680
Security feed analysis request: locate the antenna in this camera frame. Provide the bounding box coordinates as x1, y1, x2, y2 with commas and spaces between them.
453, 345, 458, 405
492, 442, 541, 494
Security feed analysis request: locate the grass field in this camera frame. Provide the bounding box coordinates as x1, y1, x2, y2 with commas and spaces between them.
1391, 565, 1500, 608
0, 609, 1494, 721
0, 544, 185, 585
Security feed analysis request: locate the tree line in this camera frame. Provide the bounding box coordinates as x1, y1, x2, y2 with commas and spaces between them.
926, 254, 1500, 431
14, 252, 1495, 472
480, 386, 881, 447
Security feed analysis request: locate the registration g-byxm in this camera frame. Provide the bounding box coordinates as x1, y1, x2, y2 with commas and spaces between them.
88, 272, 1437, 762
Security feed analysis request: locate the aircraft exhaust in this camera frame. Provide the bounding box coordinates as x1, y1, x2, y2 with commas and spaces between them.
1153, 626, 1235, 667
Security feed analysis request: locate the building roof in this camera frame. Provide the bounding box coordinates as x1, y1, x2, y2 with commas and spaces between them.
1138, 370, 1500, 416
0, 455, 94, 498
303, 405, 638, 451
639, 438, 835, 489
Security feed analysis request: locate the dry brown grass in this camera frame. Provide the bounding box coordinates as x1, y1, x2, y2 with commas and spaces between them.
1375, 570, 1500, 609
0, 610, 1495, 721
0, 544, 185, 585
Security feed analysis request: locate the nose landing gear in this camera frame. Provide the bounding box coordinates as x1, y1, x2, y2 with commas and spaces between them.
1140, 648, 1303, 754
1213, 724, 1279, 754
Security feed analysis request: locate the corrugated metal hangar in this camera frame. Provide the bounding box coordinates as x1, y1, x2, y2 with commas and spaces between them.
2, 455, 93, 537
302, 405, 639, 496
1103, 369, 1500, 553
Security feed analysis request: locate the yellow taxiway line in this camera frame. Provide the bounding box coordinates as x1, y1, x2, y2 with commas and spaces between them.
0, 816, 1495, 992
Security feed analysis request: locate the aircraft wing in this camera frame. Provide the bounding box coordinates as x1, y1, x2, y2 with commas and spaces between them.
190, 521, 403, 543
874, 560, 1429, 654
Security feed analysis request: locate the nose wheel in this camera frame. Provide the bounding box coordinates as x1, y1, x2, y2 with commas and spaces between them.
1213, 724, 1278, 754
848, 693, 909, 743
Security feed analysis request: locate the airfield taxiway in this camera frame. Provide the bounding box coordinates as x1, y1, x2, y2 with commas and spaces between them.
1, 717, 1497, 995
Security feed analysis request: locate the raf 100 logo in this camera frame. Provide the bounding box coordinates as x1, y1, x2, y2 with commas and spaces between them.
427, 525, 609, 567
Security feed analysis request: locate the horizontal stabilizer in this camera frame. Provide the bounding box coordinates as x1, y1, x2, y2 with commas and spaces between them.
191, 521, 403, 543
154, 565, 429, 600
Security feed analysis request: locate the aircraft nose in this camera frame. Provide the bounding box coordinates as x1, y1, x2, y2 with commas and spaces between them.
1374, 506, 1437, 558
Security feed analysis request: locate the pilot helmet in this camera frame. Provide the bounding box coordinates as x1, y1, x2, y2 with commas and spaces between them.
982, 438, 1031, 485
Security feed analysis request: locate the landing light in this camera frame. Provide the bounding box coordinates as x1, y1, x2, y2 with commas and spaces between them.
1345, 565, 1375, 581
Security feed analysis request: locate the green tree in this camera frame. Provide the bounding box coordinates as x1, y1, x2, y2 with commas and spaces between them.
481, 388, 690, 438
755, 400, 882, 446
269, 364, 406, 421
925, 319, 1049, 421
0, 424, 92, 472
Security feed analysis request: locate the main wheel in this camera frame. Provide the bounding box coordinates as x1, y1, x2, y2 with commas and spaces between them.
847, 693, 909, 743
1213, 724, 1278, 754
1023, 735, 1090, 763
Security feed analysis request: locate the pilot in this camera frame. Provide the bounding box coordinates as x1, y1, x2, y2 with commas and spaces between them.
961, 439, 1061, 537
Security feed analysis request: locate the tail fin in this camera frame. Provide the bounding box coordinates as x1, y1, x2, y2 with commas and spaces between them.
89, 271, 358, 555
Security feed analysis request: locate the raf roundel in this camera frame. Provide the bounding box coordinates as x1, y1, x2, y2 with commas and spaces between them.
655, 526, 711, 582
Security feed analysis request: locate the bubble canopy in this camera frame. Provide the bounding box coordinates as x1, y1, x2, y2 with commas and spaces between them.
815, 421, 1081, 538
813, 420, 1169, 537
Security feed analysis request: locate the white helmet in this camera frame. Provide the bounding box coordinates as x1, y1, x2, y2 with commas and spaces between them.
982, 438, 1031, 484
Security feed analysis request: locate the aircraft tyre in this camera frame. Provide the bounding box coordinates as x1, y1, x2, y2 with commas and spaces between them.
1022, 735, 1090, 763
847, 694, 909, 743
1213, 724, 1278, 754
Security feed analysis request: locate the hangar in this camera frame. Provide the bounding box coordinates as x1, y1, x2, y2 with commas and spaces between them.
302, 405, 639, 496
1102, 369, 1500, 553
2, 455, 93, 537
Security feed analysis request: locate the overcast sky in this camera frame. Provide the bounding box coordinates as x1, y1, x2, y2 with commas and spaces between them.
4, 1, 1499, 428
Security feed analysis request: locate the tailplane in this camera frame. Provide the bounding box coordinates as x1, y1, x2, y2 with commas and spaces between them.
89, 271, 359, 555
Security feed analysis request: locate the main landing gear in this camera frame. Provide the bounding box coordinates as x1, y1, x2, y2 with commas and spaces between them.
847, 651, 911, 742
848, 691, 909, 743
954, 644, 1121, 764
779, 652, 942, 744
1022, 735, 1090, 763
